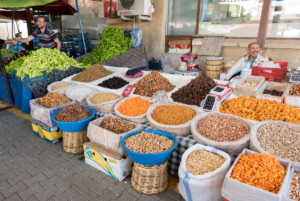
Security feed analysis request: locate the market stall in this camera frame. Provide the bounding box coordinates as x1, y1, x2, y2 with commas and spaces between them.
1, 22, 300, 201
26, 58, 300, 200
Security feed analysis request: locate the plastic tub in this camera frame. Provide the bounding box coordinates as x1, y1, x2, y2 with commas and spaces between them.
51, 107, 95, 132
121, 130, 178, 165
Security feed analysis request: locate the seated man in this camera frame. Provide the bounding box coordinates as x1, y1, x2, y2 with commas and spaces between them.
225, 42, 269, 80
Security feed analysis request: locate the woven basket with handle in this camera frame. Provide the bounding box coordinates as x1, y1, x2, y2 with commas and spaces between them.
63, 129, 88, 154
131, 162, 168, 194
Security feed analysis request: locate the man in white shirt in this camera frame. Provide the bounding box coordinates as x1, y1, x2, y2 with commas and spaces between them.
225, 42, 269, 80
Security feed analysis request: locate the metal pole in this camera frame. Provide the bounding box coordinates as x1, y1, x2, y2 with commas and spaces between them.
75, 0, 87, 54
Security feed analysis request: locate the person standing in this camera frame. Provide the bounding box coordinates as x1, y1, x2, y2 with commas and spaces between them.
16, 16, 61, 50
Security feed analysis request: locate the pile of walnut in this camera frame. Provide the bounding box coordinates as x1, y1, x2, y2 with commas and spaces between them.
125, 132, 174, 153
37, 92, 71, 108
100, 116, 135, 134
289, 84, 300, 96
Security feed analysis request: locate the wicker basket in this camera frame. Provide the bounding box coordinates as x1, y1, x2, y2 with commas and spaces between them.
206, 60, 224, 66
206, 64, 224, 71
131, 162, 168, 194
63, 129, 88, 154
206, 70, 222, 79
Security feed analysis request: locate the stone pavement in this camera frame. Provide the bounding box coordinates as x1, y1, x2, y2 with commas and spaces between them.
0, 111, 184, 201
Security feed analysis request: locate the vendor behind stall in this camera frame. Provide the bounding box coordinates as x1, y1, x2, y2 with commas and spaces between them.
225, 42, 269, 80
16, 16, 61, 50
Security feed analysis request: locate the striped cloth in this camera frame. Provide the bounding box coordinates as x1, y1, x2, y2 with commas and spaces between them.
31, 27, 58, 49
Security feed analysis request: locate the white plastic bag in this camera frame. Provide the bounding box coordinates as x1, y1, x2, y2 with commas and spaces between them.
146, 101, 199, 136
86, 91, 122, 113
178, 144, 231, 201
222, 149, 291, 201
114, 96, 152, 123
66, 85, 97, 105
250, 121, 300, 168
87, 115, 142, 154
47, 81, 76, 95
191, 112, 252, 154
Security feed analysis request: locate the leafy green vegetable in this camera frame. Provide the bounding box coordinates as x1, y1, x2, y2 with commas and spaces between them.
4, 48, 87, 79
82, 26, 132, 65
1, 48, 13, 59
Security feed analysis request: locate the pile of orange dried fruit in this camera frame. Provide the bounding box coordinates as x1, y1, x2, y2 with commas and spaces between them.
231, 153, 287, 193
219, 96, 300, 124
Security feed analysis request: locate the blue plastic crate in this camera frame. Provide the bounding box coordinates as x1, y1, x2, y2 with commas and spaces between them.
0, 73, 33, 113
23, 71, 48, 85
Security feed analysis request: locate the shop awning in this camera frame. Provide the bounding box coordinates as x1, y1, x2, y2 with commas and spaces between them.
0, 9, 32, 21
34, 0, 77, 15
0, 0, 77, 15
0, 0, 56, 10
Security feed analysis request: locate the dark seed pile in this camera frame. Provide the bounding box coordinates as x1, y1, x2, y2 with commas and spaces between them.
98, 76, 129, 89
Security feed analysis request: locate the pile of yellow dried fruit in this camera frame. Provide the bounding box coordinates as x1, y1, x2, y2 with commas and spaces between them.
231, 153, 287, 193
219, 96, 300, 124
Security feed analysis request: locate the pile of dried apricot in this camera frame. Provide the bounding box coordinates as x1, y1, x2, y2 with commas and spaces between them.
219, 96, 300, 124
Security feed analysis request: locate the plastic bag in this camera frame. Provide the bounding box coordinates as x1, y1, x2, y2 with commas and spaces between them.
146, 101, 199, 136
250, 121, 300, 168
87, 115, 142, 154
178, 144, 231, 201
161, 54, 176, 74
125, 28, 143, 48
47, 81, 76, 96
114, 96, 152, 123
66, 85, 97, 104
86, 91, 122, 113
191, 112, 252, 154
222, 149, 291, 201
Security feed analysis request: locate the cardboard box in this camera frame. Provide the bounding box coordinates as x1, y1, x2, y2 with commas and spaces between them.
31, 119, 62, 144
174, 69, 201, 77
284, 84, 300, 107
168, 40, 191, 54
222, 149, 291, 201
234, 76, 265, 97
255, 81, 291, 103
84, 142, 133, 181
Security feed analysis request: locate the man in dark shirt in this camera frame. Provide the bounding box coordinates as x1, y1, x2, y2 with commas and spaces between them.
16, 16, 61, 50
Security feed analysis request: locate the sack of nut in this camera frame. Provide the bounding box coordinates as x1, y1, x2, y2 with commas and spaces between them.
87, 115, 143, 155
178, 144, 231, 201
250, 121, 300, 168
191, 112, 253, 154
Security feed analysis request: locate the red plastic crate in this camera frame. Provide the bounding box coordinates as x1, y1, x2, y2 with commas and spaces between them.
252, 62, 288, 82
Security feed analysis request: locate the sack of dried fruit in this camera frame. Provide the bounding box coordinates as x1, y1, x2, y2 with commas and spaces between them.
250, 121, 300, 168
86, 92, 122, 113
178, 144, 231, 201
146, 102, 199, 136
47, 81, 76, 96
221, 149, 291, 201
191, 112, 252, 154
87, 115, 142, 154
114, 96, 153, 123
